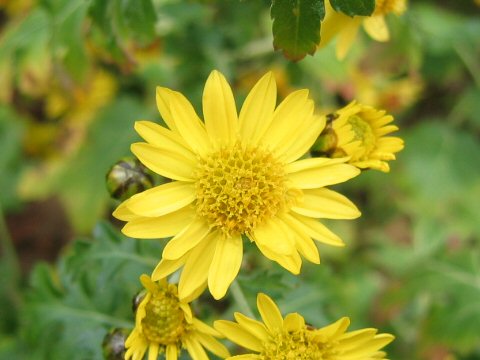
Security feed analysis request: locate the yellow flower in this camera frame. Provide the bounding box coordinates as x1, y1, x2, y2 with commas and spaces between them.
125, 274, 229, 360
313, 101, 404, 172
215, 293, 394, 360
320, 0, 407, 59
114, 70, 361, 300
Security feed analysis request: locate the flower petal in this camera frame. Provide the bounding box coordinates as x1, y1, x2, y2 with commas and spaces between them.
256, 242, 302, 274
239, 72, 276, 144
184, 335, 208, 360
191, 332, 231, 358
288, 213, 345, 247
203, 70, 238, 146
252, 218, 295, 255
363, 15, 390, 42
257, 293, 283, 333
178, 232, 218, 300
164, 88, 211, 155
113, 200, 139, 221
336, 17, 362, 59
162, 218, 211, 260
283, 313, 305, 332
126, 181, 195, 217
208, 235, 243, 300
166, 344, 178, 360
151, 255, 187, 281
134, 120, 192, 155
291, 188, 361, 219
122, 206, 194, 239
156, 87, 178, 132
131, 142, 196, 181
286, 157, 360, 189
214, 321, 263, 352
233, 312, 269, 341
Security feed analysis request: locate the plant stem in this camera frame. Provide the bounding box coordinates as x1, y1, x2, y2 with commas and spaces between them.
0, 203, 20, 280
230, 280, 255, 319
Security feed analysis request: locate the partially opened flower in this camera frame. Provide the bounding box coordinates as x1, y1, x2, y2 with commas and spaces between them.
312, 101, 404, 172
125, 275, 229, 360
319, 0, 407, 59
215, 293, 394, 359
114, 70, 361, 300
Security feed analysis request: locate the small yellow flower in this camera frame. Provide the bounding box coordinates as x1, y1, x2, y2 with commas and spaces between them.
114, 70, 361, 300
313, 101, 404, 172
215, 293, 394, 360
319, 0, 407, 59
125, 275, 229, 360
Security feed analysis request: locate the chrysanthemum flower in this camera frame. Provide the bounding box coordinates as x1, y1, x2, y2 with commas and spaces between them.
313, 101, 404, 172
114, 70, 361, 300
215, 293, 394, 360
125, 274, 229, 360
319, 0, 407, 59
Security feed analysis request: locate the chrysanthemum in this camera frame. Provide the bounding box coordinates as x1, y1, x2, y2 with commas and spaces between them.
125, 274, 229, 360
313, 101, 404, 172
114, 70, 361, 300
215, 293, 394, 360
319, 0, 407, 59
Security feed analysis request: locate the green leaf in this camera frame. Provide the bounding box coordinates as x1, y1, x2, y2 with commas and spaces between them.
329, 0, 375, 17
113, 0, 157, 45
271, 0, 324, 61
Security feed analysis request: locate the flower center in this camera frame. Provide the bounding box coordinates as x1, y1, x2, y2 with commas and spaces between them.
195, 143, 287, 237
261, 329, 334, 360
374, 0, 406, 15
141, 285, 186, 345
347, 115, 376, 156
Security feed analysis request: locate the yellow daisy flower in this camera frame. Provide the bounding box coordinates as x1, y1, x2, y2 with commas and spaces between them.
320, 0, 407, 59
313, 101, 404, 172
114, 70, 361, 300
214, 293, 395, 360
125, 274, 229, 360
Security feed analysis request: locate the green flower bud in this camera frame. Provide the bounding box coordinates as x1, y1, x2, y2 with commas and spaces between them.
102, 328, 129, 360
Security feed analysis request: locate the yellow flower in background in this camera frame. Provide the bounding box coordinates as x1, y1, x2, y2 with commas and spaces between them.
125, 275, 229, 360
215, 293, 395, 359
313, 101, 404, 172
320, 0, 407, 59
114, 70, 361, 300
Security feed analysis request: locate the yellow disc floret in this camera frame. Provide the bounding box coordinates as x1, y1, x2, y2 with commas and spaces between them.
195, 143, 287, 237
262, 329, 329, 360
141, 283, 187, 345
347, 114, 376, 156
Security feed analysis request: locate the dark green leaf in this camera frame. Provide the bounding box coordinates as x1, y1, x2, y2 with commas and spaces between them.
271, 0, 324, 61
329, 0, 374, 16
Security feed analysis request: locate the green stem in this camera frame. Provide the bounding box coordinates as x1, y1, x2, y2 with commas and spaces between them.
230, 280, 255, 319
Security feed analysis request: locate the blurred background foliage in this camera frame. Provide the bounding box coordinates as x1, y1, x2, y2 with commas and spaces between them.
0, 0, 479, 359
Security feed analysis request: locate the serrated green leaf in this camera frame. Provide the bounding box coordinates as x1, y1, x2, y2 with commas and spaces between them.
271, 0, 324, 61
330, 0, 374, 17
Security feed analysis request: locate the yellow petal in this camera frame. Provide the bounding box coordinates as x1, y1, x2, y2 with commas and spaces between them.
113, 200, 139, 221
319, 2, 354, 48
184, 335, 208, 360
203, 70, 238, 146
191, 332, 231, 358
126, 181, 195, 217
256, 242, 302, 274
363, 15, 390, 42
277, 213, 319, 263
156, 87, 178, 132
214, 320, 263, 352
166, 88, 211, 155
147, 343, 160, 360
122, 206, 194, 239
166, 344, 178, 360
208, 235, 243, 300
260, 89, 310, 149
336, 17, 362, 60
131, 142, 196, 181
151, 256, 187, 281
253, 219, 295, 255
342, 333, 395, 355
280, 115, 326, 164
239, 72, 276, 144
286, 157, 360, 189
376, 136, 404, 153
291, 188, 361, 219
162, 218, 211, 260
314, 317, 350, 340
233, 312, 269, 341
178, 232, 218, 300
134, 120, 192, 156
283, 313, 305, 332
257, 293, 284, 333
288, 213, 345, 247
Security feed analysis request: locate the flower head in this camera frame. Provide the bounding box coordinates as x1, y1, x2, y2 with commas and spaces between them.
114, 71, 361, 300
319, 0, 407, 59
313, 101, 404, 172
215, 293, 394, 360
125, 275, 229, 360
